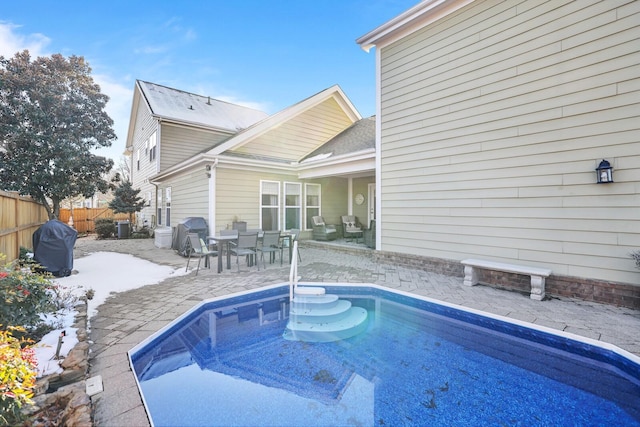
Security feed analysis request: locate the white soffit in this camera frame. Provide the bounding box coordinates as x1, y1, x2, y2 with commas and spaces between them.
356, 0, 475, 52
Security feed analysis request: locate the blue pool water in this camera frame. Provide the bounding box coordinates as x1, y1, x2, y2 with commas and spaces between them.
129, 284, 640, 426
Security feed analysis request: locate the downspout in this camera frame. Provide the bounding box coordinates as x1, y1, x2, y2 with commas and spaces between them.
207, 158, 219, 237
375, 46, 382, 251
152, 183, 159, 229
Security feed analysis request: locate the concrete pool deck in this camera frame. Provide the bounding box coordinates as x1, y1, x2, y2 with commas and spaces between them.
73, 236, 640, 427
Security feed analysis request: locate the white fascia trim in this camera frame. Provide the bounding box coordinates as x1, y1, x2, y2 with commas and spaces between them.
296, 149, 375, 179
216, 155, 296, 174
125, 86, 141, 152
149, 153, 217, 183
297, 157, 375, 180
356, 0, 474, 51
156, 117, 236, 135
209, 85, 361, 156
296, 149, 375, 171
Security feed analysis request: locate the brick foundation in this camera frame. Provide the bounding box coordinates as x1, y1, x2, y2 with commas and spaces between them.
374, 250, 640, 310
302, 242, 640, 309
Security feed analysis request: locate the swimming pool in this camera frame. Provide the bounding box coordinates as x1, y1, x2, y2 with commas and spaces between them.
129, 283, 640, 426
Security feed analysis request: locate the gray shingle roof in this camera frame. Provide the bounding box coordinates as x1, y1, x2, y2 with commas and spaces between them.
138, 80, 269, 133
301, 116, 375, 162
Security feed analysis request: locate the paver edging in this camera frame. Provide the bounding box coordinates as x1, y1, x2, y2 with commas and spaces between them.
24, 298, 93, 426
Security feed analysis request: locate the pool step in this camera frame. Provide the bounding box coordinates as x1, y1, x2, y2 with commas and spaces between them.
284, 287, 368, 342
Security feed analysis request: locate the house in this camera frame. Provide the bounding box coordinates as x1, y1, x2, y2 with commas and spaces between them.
125, 80, 376, 241
357, 0, 640, 308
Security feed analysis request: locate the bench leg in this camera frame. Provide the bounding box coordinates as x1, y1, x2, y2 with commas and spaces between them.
530, 276, 546, 301
463, 265, 478, 286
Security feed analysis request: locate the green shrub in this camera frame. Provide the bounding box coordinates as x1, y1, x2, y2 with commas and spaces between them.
95, 218, 116, 239
17, 247, 36, 270
0, 326, 37, 426
131, 226, 151, 239
0, 257, 58, 332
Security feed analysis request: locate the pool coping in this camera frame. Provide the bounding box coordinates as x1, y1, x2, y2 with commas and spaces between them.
128, 281, 640, 426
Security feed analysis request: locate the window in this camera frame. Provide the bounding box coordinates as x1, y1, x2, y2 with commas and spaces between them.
146, 191, 151, 207
157, 190, 162, 225
305, 183, 320, 230
260, 180, 280, 231
284, 182, 301, 231
136, 149, 140, 171
165, 187, 171, 227
149, 132, 157, 162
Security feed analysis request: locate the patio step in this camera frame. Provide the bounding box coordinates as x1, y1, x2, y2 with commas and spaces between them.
290, 299, 354, 323
284, 287, 368, 342
294, 286, 326, 296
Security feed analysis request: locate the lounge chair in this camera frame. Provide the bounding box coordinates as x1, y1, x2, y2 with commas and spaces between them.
341, 215, 363, 243
311, 216, 337, 241
363, 219, 376, 249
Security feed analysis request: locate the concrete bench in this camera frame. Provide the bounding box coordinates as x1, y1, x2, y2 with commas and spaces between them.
461, 259, 552, 301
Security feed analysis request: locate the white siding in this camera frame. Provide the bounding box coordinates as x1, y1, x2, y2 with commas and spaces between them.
233, 99, 354, 161
163, 169, 209, 226
214, 167, 344, 233
215, 168, 298, 232
130, 96, 159, 227
160, 124, 231, 170
379, 0, 640, 284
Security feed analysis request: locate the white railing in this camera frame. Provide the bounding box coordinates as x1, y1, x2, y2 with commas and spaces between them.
289, 240, 299, 302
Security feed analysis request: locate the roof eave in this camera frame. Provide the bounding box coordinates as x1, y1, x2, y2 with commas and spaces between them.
209, 85, 361, 156
356, 0, 475, 51
149, 153, 217, 183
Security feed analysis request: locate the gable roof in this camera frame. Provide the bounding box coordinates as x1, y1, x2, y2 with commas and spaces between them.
143, 84, 371, 182
301, 116, 375, 163
136, 80, 268, 132
209, 85, 361, 158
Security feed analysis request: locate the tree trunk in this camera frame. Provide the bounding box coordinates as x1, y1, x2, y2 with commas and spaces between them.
52, 198, 61, 220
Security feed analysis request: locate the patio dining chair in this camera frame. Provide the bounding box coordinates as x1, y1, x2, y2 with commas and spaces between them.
257, 230, 283, 268
229, 231, 259, 272
185, 233, 217, 276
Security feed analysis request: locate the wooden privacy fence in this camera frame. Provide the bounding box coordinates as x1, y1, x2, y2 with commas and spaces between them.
0, 191, 48, 262
58, 208, 133, 234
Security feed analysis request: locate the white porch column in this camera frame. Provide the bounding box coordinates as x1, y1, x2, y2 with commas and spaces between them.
207, 160, 217, 237
348, 177, 354, 215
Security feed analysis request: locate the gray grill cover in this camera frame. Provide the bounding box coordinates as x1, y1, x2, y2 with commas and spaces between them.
32, 219, 78, 277
171, 217, 209, 256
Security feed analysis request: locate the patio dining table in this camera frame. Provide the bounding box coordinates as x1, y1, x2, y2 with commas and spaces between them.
208, 231, 293, 273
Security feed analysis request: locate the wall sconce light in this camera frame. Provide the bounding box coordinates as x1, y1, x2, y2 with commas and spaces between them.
595, 159, 613, 184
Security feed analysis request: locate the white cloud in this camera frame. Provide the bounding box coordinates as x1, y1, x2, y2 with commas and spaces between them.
93, 74, 134, 161
0, 22, 50, 57
0, 22, 131, 163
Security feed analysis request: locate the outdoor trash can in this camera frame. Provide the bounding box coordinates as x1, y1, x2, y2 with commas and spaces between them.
32, 219, 77, 277
118, 221, 130, 239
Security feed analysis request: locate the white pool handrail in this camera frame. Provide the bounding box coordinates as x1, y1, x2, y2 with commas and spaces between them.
289, 240, 299, 302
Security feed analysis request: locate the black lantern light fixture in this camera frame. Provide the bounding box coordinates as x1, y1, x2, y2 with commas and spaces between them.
595, 159, 613, 184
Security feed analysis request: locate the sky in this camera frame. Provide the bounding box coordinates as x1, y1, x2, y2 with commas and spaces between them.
0, 1, 418, 164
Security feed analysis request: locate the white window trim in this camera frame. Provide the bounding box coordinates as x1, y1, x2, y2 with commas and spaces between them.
284, 181, 302, 231
304, 183, 321, 231
260, 180, 281, 231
